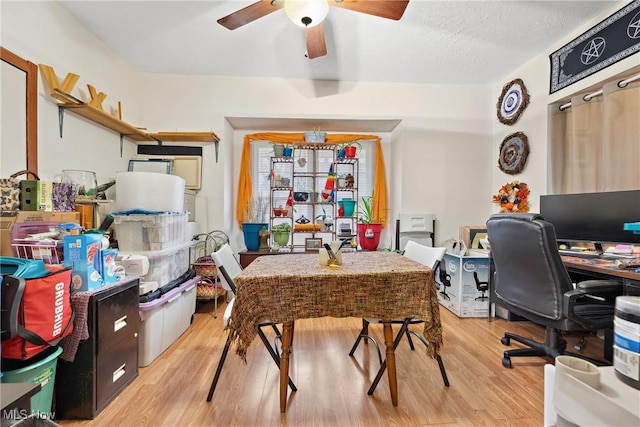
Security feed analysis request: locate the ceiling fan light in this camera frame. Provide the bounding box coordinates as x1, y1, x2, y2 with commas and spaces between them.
284, 0, 329, 28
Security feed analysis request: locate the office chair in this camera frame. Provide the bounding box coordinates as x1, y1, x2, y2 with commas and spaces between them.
473, 271, 489, 301
438, 260, 452, 300
349, 241, 450, 391
486, 213, 622, 368
206, 244, 297, 401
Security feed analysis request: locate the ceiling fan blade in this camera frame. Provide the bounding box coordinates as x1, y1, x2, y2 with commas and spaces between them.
329, 0, 410, 20
305, 25, 327, 59
217, 0, 283, 30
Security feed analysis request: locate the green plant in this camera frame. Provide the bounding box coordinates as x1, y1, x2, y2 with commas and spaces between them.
337, 140, 363, 150
357, 195, 381, 224
271, 222, 292, 232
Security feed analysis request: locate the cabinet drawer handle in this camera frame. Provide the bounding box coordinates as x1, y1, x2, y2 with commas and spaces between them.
113, 364, 126, 383
114, 315, 127, 332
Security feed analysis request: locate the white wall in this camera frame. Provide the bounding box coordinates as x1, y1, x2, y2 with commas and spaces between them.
1, 1, 140, 186
136, 73, 493, 243
491, 0, 640, 213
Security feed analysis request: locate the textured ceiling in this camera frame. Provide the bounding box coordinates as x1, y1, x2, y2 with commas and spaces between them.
58, 0, 622, 85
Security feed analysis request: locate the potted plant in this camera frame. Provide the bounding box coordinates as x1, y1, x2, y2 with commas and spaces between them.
304, 127, 327, 143
336, 140, 362, 159
271, 142, 285, 157
242, 196, 270, 251
315, 207, 333, 232
271, 222, 291, 247
356, 195, 383, 251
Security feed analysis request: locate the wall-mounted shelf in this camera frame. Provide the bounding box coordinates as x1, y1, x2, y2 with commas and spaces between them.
53, 93, 220, 160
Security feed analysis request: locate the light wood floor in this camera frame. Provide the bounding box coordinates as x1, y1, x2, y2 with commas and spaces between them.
56, 299, 604, 427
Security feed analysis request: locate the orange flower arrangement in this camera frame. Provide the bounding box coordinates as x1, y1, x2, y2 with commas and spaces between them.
492, 181, 530, 213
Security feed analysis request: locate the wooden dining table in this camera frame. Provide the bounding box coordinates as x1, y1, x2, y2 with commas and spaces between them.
227, 250, 443, 413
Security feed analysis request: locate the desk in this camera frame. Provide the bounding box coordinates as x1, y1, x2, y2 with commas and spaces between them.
228, 251, 442, 413
562, 256, 640, 294
238, 249, 284, 269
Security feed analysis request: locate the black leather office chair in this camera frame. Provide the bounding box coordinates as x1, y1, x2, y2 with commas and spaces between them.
473, 271, 489, 301
486, 213, 622, 368
437, 261, 452, 300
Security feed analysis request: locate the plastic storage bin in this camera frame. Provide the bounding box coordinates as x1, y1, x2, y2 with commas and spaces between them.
118, 241, 192, 286
113, 212, 188, 252
138, 276, 198, 367
1, 346, 62, 414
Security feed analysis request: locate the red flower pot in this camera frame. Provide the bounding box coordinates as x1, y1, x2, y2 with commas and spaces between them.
357, 223, 382, 251
344, 146, 357, 158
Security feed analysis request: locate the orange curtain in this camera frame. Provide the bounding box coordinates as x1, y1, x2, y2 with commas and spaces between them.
237, 133, 388, 228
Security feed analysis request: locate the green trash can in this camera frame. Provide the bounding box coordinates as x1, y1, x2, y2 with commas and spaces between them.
1, 346, 63, 414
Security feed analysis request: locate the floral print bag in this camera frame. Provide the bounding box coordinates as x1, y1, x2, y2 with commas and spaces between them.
0, 170, 39, 211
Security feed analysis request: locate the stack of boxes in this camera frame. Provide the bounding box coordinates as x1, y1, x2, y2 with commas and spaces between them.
112, 209, 196, 367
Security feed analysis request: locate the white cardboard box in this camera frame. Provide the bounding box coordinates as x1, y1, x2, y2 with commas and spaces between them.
436, 252, 490, 317
138, 276, 198, 367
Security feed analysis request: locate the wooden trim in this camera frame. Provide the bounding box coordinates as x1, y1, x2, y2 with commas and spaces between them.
1, 47, 38, 175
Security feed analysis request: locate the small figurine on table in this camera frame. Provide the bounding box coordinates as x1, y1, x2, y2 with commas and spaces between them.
258, 226, 270, 252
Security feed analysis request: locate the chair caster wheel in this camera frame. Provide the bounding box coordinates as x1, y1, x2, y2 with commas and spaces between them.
501, 336, 510, 346
502, 357, 512, 368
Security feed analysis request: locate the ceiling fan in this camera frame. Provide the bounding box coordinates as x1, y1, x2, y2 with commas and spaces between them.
217, 0, 410, 59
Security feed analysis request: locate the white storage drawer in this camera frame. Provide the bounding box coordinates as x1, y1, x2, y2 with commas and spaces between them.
138, 276, 198, 367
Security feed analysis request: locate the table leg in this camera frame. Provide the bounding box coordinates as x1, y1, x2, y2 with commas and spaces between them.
280, 320, 293, 413
383, 320, 398, 406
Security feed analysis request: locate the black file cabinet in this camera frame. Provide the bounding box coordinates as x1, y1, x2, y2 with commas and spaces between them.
55, 277, 139, 419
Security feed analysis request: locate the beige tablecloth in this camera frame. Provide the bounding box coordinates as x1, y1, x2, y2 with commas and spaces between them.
228, 251, 442, 361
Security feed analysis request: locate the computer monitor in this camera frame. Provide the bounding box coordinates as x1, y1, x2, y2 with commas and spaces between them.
539, 190, 640, 245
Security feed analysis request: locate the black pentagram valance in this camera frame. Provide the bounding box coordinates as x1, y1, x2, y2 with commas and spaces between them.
550, 1, 640, 94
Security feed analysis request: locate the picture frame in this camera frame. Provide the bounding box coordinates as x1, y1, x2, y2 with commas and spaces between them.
305, 238, 322, 252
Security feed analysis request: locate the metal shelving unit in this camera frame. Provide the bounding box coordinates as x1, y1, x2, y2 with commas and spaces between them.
269, 144, 358, 251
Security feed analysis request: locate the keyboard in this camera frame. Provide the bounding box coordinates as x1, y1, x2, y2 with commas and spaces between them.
558, 249, 601, 258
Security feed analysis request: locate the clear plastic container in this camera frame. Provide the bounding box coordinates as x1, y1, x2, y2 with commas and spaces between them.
117, 241, 192, 287
113, 212, 188, 252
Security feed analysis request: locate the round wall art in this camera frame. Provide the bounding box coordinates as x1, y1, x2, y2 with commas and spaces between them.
498, 131, 529, 175
496, 78, 530, 125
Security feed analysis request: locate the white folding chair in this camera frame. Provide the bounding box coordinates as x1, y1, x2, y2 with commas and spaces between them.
349, 240, 450, 393
206, 244, 297, 401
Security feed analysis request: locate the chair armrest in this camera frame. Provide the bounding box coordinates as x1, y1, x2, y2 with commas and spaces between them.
575, 279, 623, 293
563, 280, 622, 328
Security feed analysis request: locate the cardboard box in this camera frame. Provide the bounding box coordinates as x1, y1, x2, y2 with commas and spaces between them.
460, 225, 488, 250
436, 252, 490, 317
100, 248, 119, 284
0, 211, 80, 257
63, 234, 104, 292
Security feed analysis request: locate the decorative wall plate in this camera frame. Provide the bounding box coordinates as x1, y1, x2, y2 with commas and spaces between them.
498, 131, 529, 175
496, 78, 530, 125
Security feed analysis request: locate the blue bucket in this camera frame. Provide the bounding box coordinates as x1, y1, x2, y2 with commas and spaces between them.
338, 200, 356, 217
242, 223, 269, 251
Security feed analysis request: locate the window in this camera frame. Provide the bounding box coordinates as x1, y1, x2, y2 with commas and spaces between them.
250, 140, 377, 210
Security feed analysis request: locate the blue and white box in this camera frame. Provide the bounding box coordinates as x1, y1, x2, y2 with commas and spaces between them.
435, 252, 490, 317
